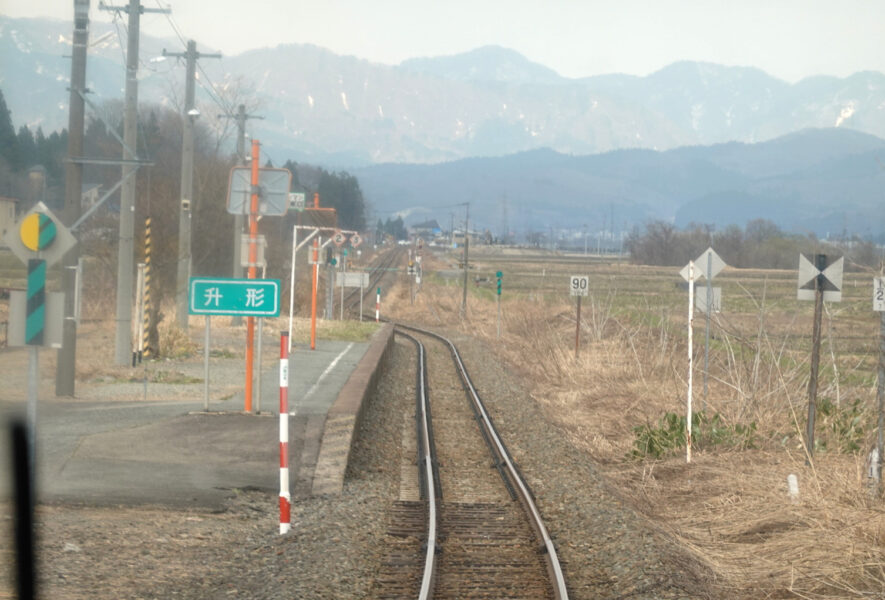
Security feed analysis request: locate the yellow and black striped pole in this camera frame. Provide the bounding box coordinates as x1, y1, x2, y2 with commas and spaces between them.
143, 217, 152, 358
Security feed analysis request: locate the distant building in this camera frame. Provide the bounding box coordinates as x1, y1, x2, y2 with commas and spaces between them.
411, 219, 442, 238
81, 183, 102, 209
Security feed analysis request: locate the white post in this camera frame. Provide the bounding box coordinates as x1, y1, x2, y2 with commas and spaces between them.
279, 331, 291, 534
28, 346, 38, 472
256, 317, 263, 413
203, 316, 210, 411
787, 473, 799, 503
288, 225, 297, 352
687, 260, 694, 464
256, 265, 266, 413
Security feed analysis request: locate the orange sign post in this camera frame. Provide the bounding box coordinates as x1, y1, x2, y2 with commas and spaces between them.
245, 139, 260, 412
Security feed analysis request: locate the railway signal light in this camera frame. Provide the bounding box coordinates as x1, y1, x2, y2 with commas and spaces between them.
496, 271, 502, 296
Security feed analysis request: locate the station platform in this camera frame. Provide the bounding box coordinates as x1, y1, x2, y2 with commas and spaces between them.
0, 323, 394, 508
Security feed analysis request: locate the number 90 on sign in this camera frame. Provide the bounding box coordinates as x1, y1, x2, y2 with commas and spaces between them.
569, 275, 589, 297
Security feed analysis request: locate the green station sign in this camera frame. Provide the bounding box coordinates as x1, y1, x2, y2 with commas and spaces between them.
189, 277, 281, 317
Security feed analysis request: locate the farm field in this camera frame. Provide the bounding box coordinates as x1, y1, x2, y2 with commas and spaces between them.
390, 245, 885, 598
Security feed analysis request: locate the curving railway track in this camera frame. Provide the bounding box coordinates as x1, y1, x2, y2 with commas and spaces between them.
338, 246, 568, 597
373, 325, 569, 599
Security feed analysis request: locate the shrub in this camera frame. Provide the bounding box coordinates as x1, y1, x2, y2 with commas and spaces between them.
631, 410, 757, 459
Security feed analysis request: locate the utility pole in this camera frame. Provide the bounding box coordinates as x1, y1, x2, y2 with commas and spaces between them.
101, 0, 169, 365
168, 40, 222, 329
805, 254, 827, 462
56, 0, 90, 396
460, 202, 469, 319
222, 104, 262, 326
450, 213, 455, 248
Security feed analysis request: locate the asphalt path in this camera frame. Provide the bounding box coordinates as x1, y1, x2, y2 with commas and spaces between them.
0, 339, 369, 508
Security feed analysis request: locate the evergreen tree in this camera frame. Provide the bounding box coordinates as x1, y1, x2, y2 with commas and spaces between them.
0, 89, 18, 169
282, 159, 300, 186
317, 168, 367, 231
17, 126, 37, 169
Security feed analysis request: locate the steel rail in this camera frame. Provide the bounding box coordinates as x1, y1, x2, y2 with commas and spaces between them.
340, 246, 405, 316
396, 323, 570, 600
395, 331, 440, 600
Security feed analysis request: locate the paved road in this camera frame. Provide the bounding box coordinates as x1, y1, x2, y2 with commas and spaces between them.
0, 339, 369, 508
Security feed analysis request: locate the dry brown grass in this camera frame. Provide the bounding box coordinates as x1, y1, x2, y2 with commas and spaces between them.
388, 249, 885, 598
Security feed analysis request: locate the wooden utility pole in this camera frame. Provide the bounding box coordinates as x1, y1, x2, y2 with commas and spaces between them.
99, 0, 169, 365
115, 0, 141, 364
57, 0, 90, 395
168, 40, 221, 328
805, 254, 827, 462
224, 104, 262, 326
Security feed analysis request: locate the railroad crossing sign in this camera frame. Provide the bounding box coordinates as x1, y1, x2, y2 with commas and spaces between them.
226, 167, 292, 216
680, 247, 725, 281
569, 275, 589, 297
874, 277, 885, 312
189, 277, 281, 317
797, 254, 843, 302
332, 230, 347, 247
349, 233, 362, 248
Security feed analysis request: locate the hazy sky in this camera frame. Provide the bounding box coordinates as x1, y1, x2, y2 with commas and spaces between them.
5, 0, 885, 82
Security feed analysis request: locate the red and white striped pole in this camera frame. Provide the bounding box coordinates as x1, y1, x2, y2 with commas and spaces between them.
375, 286, 381, 322
279, 331, 291, 534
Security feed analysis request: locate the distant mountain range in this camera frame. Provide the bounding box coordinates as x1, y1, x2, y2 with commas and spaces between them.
1, 16, 884, 237
3, 15, 885, 166
354, 128, 885, 239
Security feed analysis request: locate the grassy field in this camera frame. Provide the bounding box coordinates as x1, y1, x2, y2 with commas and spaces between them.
3, 240, 882, 596
391, 245, 885, 599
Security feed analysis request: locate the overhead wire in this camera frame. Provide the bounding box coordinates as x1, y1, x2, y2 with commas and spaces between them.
153, 0, 236, 118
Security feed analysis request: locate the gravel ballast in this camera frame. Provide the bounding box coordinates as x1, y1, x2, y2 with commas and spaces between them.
2, 331, 715, 598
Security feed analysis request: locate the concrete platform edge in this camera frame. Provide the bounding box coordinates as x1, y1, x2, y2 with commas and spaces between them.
310, 323, 395, 496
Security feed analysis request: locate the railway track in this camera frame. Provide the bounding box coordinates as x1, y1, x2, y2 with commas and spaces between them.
340, 245, 406, 316
373, 325, 569, 599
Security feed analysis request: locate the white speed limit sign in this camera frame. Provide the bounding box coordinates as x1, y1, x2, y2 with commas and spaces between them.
569, 275, 589, 297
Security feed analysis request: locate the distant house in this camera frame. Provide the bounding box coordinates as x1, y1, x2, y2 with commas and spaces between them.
0, 196, 18, 242
411, 219, 442, 238
81, 183, 102, 209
